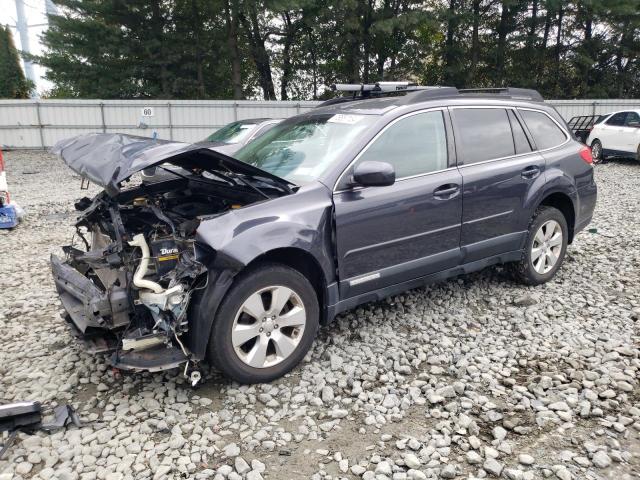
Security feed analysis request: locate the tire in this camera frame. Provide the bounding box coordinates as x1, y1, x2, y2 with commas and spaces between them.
591, 139, 604, 164
207, 263, 319, 384
511, 206, 569, 286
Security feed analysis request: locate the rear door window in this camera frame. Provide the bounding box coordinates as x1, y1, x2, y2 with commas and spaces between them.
606, 112, 627, 126
451, 108, 515, 164
518, 109, 568, 150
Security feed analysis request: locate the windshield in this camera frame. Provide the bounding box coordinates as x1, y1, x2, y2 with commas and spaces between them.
233, 113, 376, 185
205, 121, 257, 144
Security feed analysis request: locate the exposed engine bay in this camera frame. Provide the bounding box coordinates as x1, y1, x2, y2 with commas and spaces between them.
51, 168, 278, 384
49, 133, 298, 384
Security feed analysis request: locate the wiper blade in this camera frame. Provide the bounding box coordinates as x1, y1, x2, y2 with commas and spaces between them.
249, 174, 295, 195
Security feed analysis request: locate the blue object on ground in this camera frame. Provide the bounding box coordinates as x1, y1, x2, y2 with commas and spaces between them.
0, 204, 18, 228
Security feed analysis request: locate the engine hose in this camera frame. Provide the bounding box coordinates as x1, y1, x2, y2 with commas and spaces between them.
128, 234, 164, 293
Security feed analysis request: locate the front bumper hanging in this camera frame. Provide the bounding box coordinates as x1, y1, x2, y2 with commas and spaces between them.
51, 253, 193, 375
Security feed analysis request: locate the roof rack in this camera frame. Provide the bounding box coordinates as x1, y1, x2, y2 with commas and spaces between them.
332, 82, 429, 94
316, 83, 544, 108
458, 87, 544, 102
318, 82, 451, 107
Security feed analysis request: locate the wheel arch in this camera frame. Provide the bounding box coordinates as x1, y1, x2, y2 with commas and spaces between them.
538, 191, 576, 243
187, 246, 331, 361
244, 247, 328, 323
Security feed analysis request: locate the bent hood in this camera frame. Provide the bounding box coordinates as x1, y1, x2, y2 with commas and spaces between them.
51, 133, 293, 195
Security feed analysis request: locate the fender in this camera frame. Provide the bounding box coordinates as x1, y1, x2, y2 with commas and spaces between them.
538, 168, 579, 214
186, 183, 336, 359
521, 168, 577, 218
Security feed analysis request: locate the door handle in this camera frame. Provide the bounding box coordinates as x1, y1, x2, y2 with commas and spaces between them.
433, 183, 460, 199
521, 165, 540, 179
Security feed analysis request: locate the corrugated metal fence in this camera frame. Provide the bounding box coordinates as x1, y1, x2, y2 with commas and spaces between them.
1, 98, 639, 149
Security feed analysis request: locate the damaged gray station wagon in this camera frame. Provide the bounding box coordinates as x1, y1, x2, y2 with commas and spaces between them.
51, 84, 597, 384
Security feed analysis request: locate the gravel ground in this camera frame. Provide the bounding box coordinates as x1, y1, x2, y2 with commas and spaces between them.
0, 150, 639, 480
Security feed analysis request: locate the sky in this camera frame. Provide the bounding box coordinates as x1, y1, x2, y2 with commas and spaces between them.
1, 0, 54, 95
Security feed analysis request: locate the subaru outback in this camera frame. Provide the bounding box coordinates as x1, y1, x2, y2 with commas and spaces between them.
51, 85, 597, 384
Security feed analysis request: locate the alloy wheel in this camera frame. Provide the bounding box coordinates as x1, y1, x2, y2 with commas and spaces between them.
231, 285, 306, 368
531, 220, 563, 274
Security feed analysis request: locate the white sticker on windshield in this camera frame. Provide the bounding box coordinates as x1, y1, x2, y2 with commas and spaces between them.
327, 114, 365, 125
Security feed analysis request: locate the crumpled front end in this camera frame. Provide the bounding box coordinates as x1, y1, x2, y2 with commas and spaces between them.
50, 134, 294, 379
51, 188, 208, 374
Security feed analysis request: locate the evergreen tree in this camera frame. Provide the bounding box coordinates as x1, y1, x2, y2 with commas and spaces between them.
0, 25, 33, 98
35, 0, 640, 100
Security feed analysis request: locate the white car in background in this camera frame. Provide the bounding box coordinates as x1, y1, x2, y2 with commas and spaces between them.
586, 110, 640, 163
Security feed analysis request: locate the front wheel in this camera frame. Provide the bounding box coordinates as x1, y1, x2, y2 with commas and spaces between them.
511, 206, 568, 286
591, 139, 604, 164
207, 263, 319, 384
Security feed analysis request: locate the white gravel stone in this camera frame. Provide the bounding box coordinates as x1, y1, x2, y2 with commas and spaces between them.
235, 457, 250, 474
592, 451, 612, 468
223, 443, 240, 457
403, 453, 421, 469
483, 458, 503, 477
466, 451, 483, 464
518, 454, 535, 465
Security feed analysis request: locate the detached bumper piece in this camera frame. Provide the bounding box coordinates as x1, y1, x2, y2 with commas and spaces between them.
0, 401, 83, 460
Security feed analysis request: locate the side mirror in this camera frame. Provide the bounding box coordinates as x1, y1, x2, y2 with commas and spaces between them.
352, 161, 395, 187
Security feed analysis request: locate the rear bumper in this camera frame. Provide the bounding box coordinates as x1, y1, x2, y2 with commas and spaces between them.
575, 181, 597, 235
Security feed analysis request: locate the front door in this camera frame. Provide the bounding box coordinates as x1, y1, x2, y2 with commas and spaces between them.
333, 110, 463, 298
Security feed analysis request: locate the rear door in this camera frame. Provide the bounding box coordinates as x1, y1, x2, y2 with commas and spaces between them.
451, 107, 548, 263
620, 111, 640, 153
333, 109, 463, 298
600, 112, 628, 151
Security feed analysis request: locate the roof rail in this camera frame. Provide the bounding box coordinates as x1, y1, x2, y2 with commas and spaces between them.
316, 83, 544, 108
458, 87, 544, 101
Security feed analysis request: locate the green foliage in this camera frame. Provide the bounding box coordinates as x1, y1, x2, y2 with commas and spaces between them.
35, 0, 640, 100
0, 25, 33, 98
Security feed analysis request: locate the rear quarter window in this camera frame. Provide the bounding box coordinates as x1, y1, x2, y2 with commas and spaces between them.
519, 109, 568, 150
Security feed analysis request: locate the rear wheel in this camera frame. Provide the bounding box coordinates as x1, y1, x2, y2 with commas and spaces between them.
511, 206, 568, 286
207, 263, 319, 384
591, 139, 604, 164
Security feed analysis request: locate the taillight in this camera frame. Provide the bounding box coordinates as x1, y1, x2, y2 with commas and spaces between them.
579, 146, 593, 164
